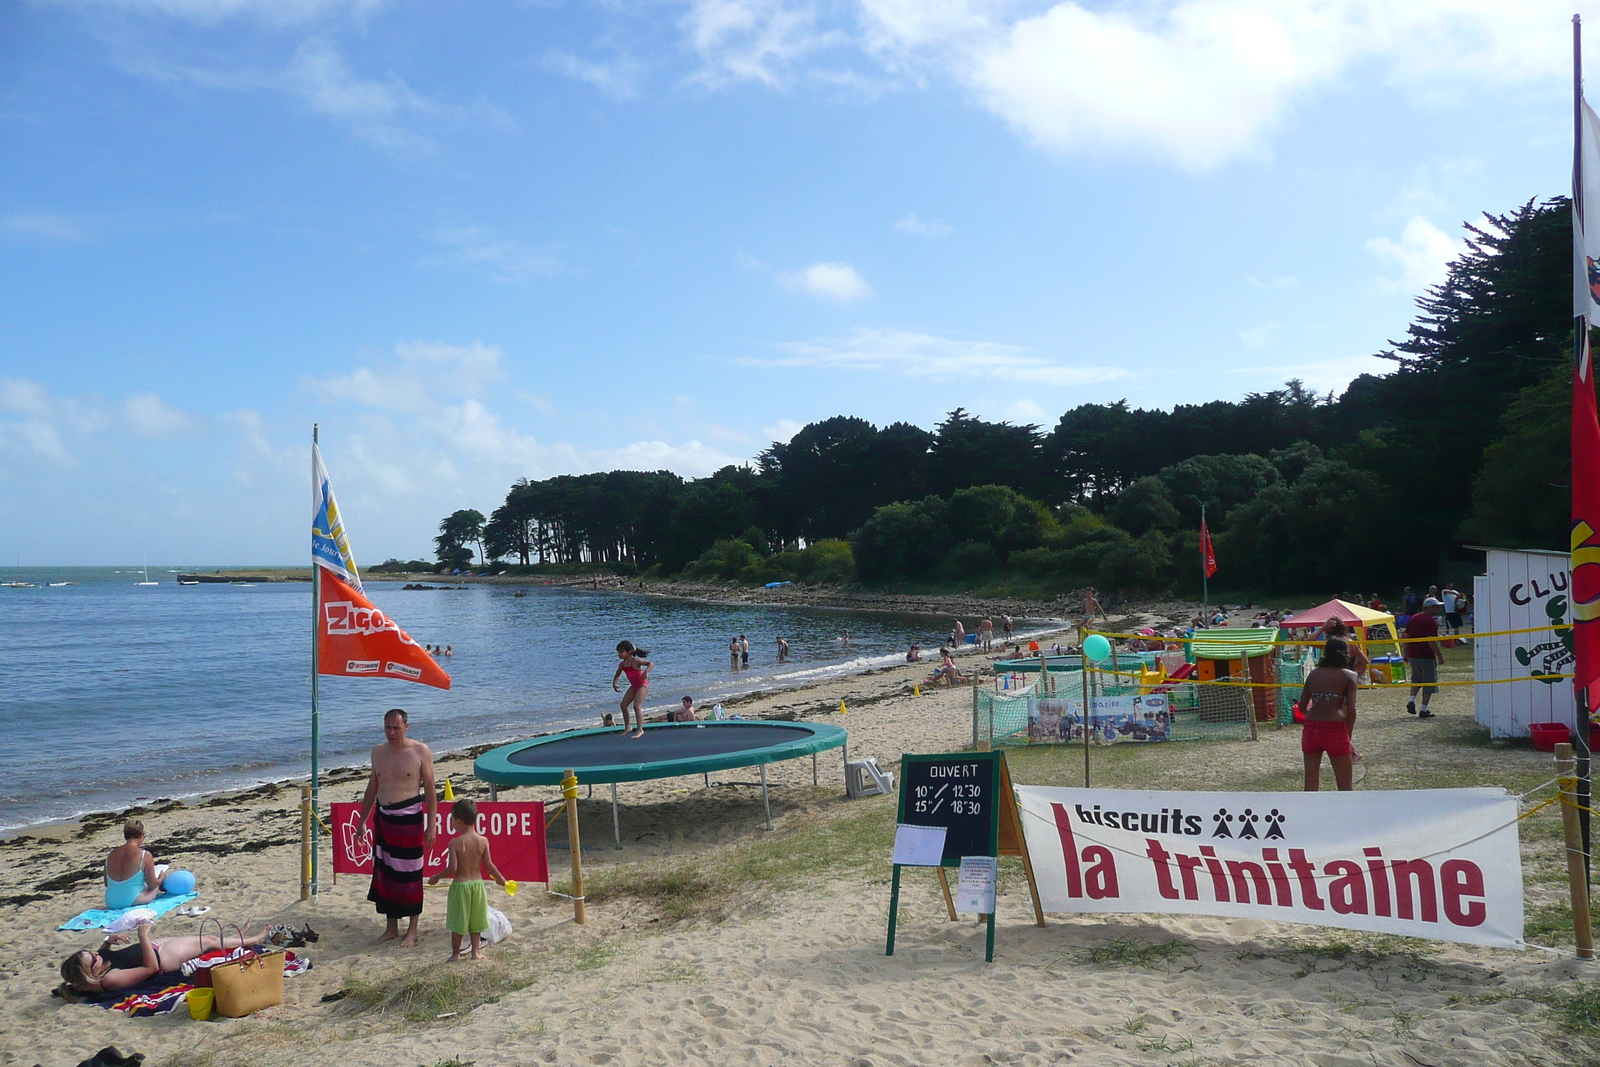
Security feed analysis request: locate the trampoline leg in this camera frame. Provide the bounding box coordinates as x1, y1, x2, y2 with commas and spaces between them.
704, 771, 709, 789
760, 764, 773, 831
611, 782, 621, 850
489, 784, 497, 802
812, 753, 818, 786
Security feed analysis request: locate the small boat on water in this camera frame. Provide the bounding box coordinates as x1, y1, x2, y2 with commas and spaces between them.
178, 579, 200, 586
1, 581, 36, 588
47, 582, 77, 587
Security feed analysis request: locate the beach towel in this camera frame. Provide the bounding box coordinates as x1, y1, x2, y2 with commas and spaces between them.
180, 947, 311, 982
77, 952, 306, 1016
58, 892, 198, 931
367, 795, 426, 919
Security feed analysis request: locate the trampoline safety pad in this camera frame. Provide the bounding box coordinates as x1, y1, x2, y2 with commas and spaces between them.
473, 720, 849, 787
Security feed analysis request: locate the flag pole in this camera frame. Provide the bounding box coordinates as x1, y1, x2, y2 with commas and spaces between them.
311, 424, 322, 896
1574, 13, 1593, 895
1200, 504, 1210, 623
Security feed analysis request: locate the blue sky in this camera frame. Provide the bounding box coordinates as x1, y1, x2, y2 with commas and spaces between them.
0, 0, 1587, 564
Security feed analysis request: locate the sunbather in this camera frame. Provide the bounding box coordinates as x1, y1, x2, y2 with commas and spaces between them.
104, 819, 167, 909
59, 918, 271, 997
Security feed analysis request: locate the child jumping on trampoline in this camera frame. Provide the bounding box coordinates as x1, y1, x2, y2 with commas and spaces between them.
612, 640, 652, 738
1298, 636, 1361, 791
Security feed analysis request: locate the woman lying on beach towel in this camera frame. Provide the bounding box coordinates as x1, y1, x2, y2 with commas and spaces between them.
58, 918, 270, 998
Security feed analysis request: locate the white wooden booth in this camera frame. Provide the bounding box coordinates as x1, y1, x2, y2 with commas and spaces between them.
1472, 547, 1575, 738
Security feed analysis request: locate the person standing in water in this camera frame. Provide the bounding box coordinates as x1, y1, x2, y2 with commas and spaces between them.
776, 636, 789, 663
612, 640, 652, 738
739, 634, 750, 668
729, 636, 741, 671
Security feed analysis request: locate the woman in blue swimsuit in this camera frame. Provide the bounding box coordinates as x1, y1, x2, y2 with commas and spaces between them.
104, 818, 167, 909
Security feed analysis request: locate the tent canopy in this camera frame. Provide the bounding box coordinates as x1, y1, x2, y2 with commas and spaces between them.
1281, 599, 1393, 630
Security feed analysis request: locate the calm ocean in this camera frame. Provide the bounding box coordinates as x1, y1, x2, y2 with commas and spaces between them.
0, 568, 1048, 834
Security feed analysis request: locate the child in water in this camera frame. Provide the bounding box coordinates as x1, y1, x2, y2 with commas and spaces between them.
612, 640, 652, 738
429, 799, 506, 961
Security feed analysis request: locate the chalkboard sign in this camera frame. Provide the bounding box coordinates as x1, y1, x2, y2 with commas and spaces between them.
897, 752, 1002, 866
887, 750, 1044, 963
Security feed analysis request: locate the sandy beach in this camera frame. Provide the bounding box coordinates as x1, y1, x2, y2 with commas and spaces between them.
6, 628, 1595, 1067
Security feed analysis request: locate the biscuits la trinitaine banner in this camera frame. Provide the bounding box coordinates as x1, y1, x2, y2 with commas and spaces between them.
1015, 785, 1523, 948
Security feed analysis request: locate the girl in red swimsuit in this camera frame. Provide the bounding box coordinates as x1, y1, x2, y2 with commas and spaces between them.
1299, 636, 1360, 791
611, 640, 653, 739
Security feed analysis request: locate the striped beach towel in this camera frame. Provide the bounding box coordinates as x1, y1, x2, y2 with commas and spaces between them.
367, 795, 426, 918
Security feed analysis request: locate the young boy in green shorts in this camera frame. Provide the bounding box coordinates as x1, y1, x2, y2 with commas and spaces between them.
429, 799, 507, 960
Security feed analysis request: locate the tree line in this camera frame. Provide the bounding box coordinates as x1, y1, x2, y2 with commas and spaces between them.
422, 197, 1579, 597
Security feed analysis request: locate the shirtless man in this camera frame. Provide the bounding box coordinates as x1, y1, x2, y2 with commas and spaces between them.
776, 636, 789, 663
358, 709, 438, 947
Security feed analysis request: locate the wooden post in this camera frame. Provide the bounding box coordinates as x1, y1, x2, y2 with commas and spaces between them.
1556, 744, 1594, 959
563, 769, 586, 925
300, 785, 311, 902
936, 867, 958, 922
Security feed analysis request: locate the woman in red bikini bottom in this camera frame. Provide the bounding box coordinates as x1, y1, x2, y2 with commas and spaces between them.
1299, 636, 1361, 791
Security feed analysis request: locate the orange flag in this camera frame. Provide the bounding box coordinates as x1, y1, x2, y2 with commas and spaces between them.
317, 566, 451, 689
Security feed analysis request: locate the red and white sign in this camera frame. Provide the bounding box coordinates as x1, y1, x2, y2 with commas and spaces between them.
329, 801, 549, 884
1015, 786, 1523, 948
317, 567, 451, 689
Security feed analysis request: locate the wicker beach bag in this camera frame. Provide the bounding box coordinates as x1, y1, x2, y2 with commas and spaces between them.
200, 919, 285, 1017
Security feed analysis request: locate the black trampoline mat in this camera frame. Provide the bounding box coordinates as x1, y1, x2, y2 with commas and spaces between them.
505, 723, 816, 768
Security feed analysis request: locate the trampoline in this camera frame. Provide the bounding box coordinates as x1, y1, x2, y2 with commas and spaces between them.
474, 721, 850, 847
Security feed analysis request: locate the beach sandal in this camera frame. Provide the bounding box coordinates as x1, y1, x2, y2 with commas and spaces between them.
176, 905, 212, 918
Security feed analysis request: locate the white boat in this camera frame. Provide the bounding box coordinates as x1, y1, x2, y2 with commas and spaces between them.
47, 582, 76, 587
1, 581, 35, 588
136, 561, 158, 586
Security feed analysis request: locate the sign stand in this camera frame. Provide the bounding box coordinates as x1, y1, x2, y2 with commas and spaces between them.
885, 750, 1043, 963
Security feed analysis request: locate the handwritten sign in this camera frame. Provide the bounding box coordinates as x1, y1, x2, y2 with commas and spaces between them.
897, 753, 1001, 866
330, 801, 549, 883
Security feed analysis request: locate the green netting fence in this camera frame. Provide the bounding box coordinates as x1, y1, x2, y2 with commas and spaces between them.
974, 674, 1256, 747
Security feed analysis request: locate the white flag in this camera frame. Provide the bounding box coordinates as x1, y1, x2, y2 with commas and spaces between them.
1574, 100, 1600, 322
312, 443, 362, 590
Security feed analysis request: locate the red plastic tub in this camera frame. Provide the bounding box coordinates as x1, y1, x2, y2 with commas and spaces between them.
1529, 722, 1571, 752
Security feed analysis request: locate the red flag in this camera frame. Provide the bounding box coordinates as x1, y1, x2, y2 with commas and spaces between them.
1199, 516, 1217, 579
317, 566, 451, 689
1572, 333, 1600, 711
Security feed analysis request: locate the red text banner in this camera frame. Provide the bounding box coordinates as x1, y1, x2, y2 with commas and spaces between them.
330, 801, 549, 884
1014, 786, 1523, 948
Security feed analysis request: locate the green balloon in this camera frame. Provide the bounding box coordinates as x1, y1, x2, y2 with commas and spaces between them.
1083, 634, 1112, 663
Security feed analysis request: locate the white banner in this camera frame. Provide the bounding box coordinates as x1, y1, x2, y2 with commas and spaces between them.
1015, 786, 1523, 948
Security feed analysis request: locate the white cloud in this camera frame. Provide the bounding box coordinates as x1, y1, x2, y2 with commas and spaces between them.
1365, 215, 1463, 294
3, 215, 92, 241
426, 227, 565, 284
671, 0, 1571, 169
762, 418, 805, 442
679, 0, 844, 88
304, 341, 505, 414
1239, 322, 1277, 348
545, 53, 643, 101
123, 392, 197, 438
894, 212, 953, 237
281, 38, 442, 150
757, 327, 1128, 387
0, 379, 202, 471
781, 262, 874, 301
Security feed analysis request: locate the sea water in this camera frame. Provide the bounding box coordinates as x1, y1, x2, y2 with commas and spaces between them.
0, 568, 1052, 834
